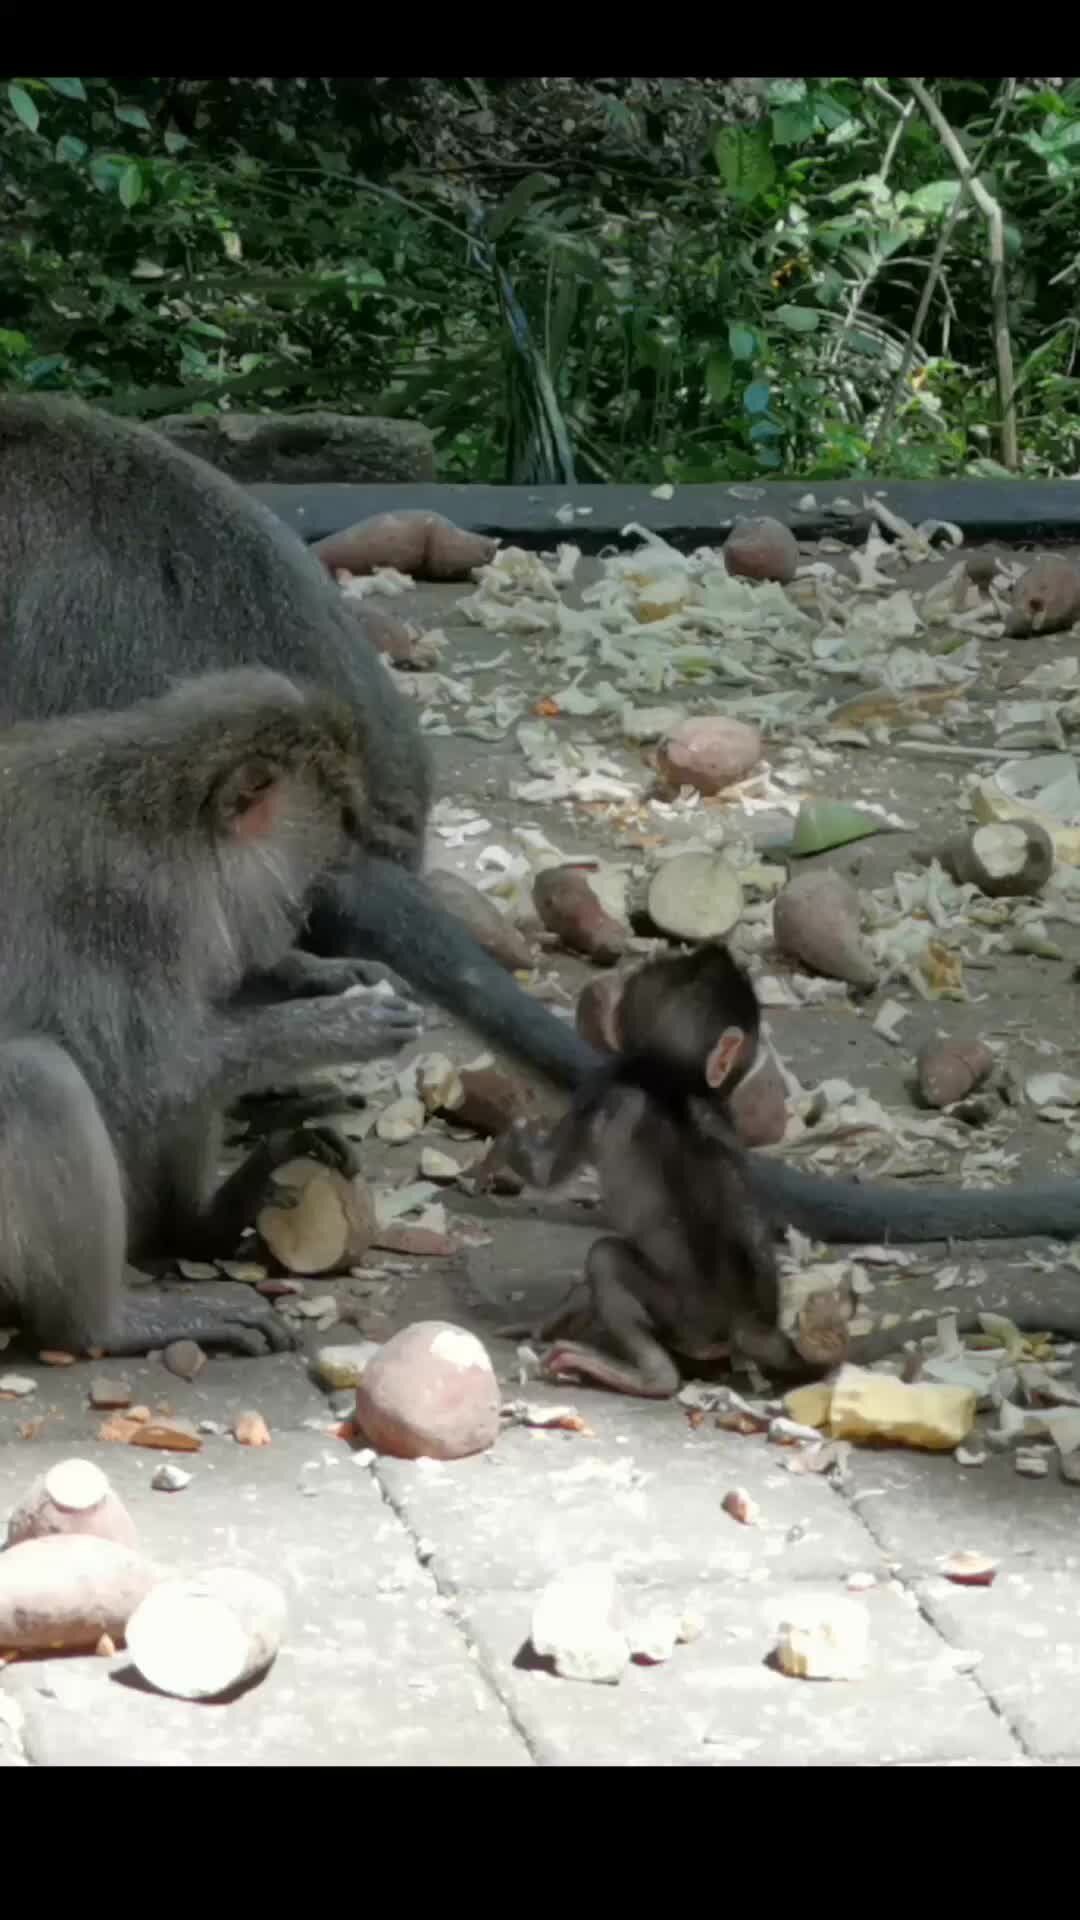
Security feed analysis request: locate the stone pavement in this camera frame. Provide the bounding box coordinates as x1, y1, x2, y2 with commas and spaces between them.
0, 1313, 1075, 1767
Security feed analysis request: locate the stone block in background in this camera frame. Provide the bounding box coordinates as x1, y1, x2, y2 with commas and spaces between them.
157, 410, 435, 484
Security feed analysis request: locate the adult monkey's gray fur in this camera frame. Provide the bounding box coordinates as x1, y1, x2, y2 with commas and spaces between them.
2, 393, 1077, 1246
0, 667, 424, 1357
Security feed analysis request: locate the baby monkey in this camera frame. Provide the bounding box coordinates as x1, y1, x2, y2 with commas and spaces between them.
496, 943, 848, 1398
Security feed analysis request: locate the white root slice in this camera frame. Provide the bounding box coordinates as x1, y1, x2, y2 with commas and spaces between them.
126, 1568, 288, 1700
945, 819, 1054, 897
978, 824, 1031, 877
257, 1159, 373, 1275
772, 1595, 870, 1681
41, 1459, 110, 1512
6, 1458, 137, 1548
647, 852, 744, 942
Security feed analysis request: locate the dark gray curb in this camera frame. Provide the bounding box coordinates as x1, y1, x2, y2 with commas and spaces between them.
248, 479, 1080, 552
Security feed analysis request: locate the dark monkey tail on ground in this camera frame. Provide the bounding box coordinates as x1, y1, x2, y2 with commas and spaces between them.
4, 394, 1080, 1245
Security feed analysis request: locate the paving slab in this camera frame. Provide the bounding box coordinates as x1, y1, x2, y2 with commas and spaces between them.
0, 1430, 529, 1765
374, 1402, 885, 1594
917, 1568, 1080, 1761
459, 1582, 1020, 1766
1, 1593, 526, 1767
843, 1447, 1080, 1574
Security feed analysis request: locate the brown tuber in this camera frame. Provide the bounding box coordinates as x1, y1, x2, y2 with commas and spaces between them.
0, 1535, 162, 1652
655, 716, 763, 795
6, 1458, 137, 1550
533, 866, 628, 964
793, 1289, 852, 1373
916, 1038, 994, 1110
125, 1567, 287, 1700
427, 870, 534, 973
353, 1319, 501, 1461
772, 869, 877, 990
723, 516, 799, 585
941, 820, 1054, 898
1004, 555, 1080, 639
439, 1065, 526, 1138
314, 511, 496, 582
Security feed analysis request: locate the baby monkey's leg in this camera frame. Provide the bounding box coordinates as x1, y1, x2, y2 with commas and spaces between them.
542, 1236, 682, 1399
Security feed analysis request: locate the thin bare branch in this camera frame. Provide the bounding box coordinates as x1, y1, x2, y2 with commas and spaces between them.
883, 78, 1018, 468
828, 85, 916, 370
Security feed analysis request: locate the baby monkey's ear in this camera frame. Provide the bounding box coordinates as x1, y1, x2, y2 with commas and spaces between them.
705, 1025, 750, 1091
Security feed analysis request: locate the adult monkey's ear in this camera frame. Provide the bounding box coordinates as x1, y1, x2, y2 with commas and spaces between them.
209, 758, 283, 840
575, 972, 631, 1055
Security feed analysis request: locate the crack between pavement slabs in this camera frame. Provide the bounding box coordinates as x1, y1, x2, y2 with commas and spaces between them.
840, 1480, 1038, 1763
342, 1429, 1043, 1766
360, 1457, 544, 1765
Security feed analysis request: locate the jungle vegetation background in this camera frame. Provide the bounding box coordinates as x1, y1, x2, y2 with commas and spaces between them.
2, 75, 1078, 484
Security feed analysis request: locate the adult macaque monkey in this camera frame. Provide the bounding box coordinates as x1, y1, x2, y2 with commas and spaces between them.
4, 394, 1080, 1246
0, 668, 423, 1359
493, 946, 844, 1396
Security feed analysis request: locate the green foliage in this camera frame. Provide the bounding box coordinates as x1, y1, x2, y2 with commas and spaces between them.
2, 75, 1080, 479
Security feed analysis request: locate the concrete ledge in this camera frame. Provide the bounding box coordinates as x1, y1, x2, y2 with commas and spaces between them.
248, 479, 1080, 551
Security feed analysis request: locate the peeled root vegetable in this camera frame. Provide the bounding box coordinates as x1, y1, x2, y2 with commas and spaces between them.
772, 869, 877, 990
533, 866, 628, 964
354, 1319, 500, 1461
0, 1535, 163, 1653
6, 1459, 137, 1550
125, 1568, 287, 1700
646, 852, 744, 943
772, 1595, 870, 1680
941, 820, 1053, 898
314, 511, 496, 582
257, 1158, 374, 1275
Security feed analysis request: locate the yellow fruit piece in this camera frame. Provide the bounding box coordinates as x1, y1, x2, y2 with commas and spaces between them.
827, 1365, 975, 1451
783, 1382, 833, 1430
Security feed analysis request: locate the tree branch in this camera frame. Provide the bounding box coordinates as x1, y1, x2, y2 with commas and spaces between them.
883, 78, 1018, 469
